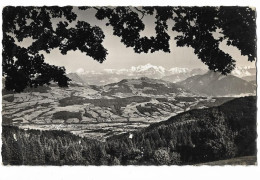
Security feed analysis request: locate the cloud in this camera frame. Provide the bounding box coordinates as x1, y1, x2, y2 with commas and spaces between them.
76, 68, 85, 74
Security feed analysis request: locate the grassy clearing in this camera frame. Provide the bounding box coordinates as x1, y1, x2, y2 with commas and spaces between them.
197, 156, 257, 165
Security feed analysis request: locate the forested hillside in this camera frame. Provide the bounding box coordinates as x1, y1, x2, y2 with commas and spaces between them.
2, 96, 256, 165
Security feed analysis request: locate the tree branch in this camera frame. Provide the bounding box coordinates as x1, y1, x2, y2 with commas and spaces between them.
134, 7, 145, 19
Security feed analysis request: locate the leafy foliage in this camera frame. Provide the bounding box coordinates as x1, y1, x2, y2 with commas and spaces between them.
2, 6, 107, 92
2, 6, 256, 92
172, 6, 256, 74
95, 7, 172, 53
93, 6, 256, 74
153, 149, 171, 165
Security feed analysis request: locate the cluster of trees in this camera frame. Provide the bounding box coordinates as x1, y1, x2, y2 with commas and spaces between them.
102, 84, 133, 96
52, 111, 82, 121
1, 125, 182, 165
2, 6, 256, 92
136, 104, 162, 116
2, 96, 256, 165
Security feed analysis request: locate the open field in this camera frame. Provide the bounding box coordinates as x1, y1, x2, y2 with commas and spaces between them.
197, 156, 257, 165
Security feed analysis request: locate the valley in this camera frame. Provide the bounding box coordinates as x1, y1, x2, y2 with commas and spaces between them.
2, 96, 257, 165
2, 67, 256, 141
1, 68, 257, 165
2, 76, 236, 140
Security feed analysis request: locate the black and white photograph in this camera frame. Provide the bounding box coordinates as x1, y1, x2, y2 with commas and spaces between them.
1, 3, 257, 169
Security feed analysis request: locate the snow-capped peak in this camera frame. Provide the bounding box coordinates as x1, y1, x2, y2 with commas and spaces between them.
231, 66, 255, 77
130, 63, 166, 73
168, 67, 190, 74
75, 68, 102, 75
76, 68, 85, 75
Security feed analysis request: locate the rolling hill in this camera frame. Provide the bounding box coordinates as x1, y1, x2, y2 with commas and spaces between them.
101, 77, 194, 97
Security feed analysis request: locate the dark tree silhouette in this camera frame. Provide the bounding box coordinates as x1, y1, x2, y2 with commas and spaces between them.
2, 6, 256, 92
93, 6, 256, 74
2, 6, 107, 92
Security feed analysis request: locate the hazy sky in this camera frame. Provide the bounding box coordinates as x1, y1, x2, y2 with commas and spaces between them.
19, 7, 256, 73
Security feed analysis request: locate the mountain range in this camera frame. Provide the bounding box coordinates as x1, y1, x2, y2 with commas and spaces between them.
67, 64, 256, 97
68, 64, 255, 86
68, 64, 207, 85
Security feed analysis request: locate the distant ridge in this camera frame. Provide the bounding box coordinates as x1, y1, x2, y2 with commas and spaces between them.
71, 64, 207, 85
67, 65, 256, 88
177, 71, 256, 96
102, 77, 194, 96
67, 73, 86, 85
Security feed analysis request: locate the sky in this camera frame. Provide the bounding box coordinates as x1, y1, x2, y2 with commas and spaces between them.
18, 7, 256, 73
